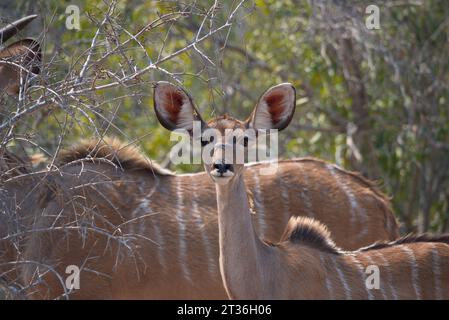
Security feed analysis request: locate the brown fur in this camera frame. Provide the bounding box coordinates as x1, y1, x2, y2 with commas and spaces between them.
282, 157, 390, 203
0, 39, 41, 95
274, 157, 399, 241
0, 150, 30, 180
57, 137, 173, 175
0, 166, 50, 289
207, 114, 246, 133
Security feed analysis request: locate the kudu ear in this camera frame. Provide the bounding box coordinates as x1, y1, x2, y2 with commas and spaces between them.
153, 81, 205, 132
0, 39, 41, 95
246, 83, 296, 131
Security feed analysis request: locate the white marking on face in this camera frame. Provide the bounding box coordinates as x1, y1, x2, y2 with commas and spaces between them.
176, 179, 192, 282
326, 164, 367, 239
210, 169, 234, 185
210, 170, 234, 177
210, 169, 234, 178
401, 246, 421, 299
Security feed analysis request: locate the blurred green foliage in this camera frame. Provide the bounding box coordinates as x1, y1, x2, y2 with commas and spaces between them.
1, 0, 448, 233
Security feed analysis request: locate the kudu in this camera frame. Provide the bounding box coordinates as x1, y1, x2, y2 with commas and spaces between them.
19, 82, 398, 299
0, 15, 42, 296
187, 84, 448, 299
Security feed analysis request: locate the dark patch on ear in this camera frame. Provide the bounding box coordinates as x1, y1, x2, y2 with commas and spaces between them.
247, 83, 296, 131
153, 82, 206, 132
265, 93, 285, 125
165, 90, 185, 125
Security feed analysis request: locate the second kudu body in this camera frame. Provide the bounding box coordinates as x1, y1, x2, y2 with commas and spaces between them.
19, 83, 398, 299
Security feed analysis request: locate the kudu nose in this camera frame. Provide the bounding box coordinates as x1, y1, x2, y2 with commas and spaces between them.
213, 163, 232, 174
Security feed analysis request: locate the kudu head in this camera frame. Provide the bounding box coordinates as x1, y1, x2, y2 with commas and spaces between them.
153, 82, 296, 185
0, 15, 41, 96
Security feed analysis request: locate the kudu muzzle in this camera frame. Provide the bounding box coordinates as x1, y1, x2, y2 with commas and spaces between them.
212, 143, 234, 176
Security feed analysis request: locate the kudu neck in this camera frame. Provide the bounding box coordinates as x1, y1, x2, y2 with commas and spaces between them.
215, 173, 254, 220
214, 171, 273, 299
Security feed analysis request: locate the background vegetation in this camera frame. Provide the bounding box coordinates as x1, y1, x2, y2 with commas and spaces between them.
1, 0, 448, 233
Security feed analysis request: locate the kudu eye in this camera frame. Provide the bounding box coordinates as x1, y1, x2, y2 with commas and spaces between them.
201, 136, 214, 147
